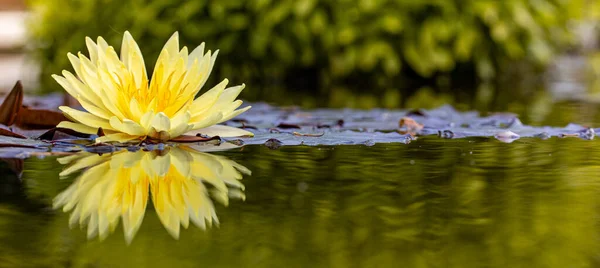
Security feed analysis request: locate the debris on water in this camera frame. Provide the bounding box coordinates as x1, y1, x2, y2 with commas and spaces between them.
438, 130, 454, 139
401, 135, 413, 144
534, 132, 551, 140
240, 123, 258, 130
97, 127, 106, 137
264, 138, 283, 149
293, 132, 325, 137
227, 139, 245, 146
578, 127, 595, 140
559, 133, 578, 138
276, 123, 301, 129
156, 143, 166, 150
495, 130, 520, 143
363, 140, 376, 146
399, 117, 424, 136
126, 146, 140, 152
29, 151, 78, 157
405, 109, 426, 117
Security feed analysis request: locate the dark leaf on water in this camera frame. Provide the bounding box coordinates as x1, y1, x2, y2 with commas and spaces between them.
0, 81, 68, 130
0, 143, 37, 148
239, 122, 257, 129
0, 81, 23, 126
0, 127, 26, 139
230, 118, 248, 124
405, 109, 427, 117
276, 123, 301, 129
15, 107, 67, 129
38, 127, 91, 141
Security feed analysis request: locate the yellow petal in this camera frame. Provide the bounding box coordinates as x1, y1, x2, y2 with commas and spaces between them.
190, 79, 228, 117
85, 37, 98, 63
216, 84, 245, 108
79, 98, 112, 119
95, 133, 139, 143
59, 106, 113, 130
109, 116, 147, 136
187, 42, 205, 69
190, 112, 223, 130
151, 112, 171, 132
169, 148, 192, 177
129, 98, 145, 122
169, 111, 192, 138
220, 105, 251, 123
56, 121, 99, 135
59, 154, 108, 177
140, 110, 154, 130
150, 154, 171, 177
120, 31, 148, 89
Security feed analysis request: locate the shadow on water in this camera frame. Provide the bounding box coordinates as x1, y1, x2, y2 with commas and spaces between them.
1, 138, 600, 267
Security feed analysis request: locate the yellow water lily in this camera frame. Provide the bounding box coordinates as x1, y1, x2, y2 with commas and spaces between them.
52, 31, 253, 143
53, 146, 250, 243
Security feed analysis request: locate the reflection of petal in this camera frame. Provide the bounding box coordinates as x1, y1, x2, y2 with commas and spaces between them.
53, 146, 249, 242
59, 153, 109, 177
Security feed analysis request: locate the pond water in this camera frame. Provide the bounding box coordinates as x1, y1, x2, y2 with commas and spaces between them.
1, 136, 600, 267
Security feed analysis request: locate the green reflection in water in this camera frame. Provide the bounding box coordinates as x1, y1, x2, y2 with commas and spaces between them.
1, 138, 600, 267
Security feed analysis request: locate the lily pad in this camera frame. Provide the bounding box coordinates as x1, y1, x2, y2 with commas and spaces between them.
0, 101, 596, 154
222, 103, 597, 146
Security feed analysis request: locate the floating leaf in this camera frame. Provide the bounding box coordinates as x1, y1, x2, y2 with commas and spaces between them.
15, 106, 68, 129
0, 127, 26, 139
0, 81, 23, 126
38, 128, 91, 141
0, 81, 68, 130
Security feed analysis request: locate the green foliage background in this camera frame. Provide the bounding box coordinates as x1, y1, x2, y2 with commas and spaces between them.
27, 0, 593, 107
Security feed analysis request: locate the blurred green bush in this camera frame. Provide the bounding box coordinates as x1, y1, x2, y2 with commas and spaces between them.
27, 0, 588, 106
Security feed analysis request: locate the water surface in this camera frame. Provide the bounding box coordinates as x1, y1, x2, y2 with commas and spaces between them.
1, 137, 600, 267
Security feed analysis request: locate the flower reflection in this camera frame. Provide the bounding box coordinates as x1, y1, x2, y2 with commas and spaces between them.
53, 146, 250, 243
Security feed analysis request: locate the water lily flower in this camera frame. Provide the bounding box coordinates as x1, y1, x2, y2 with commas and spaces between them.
52, 31, 253, 143
53, 146, 250, 243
